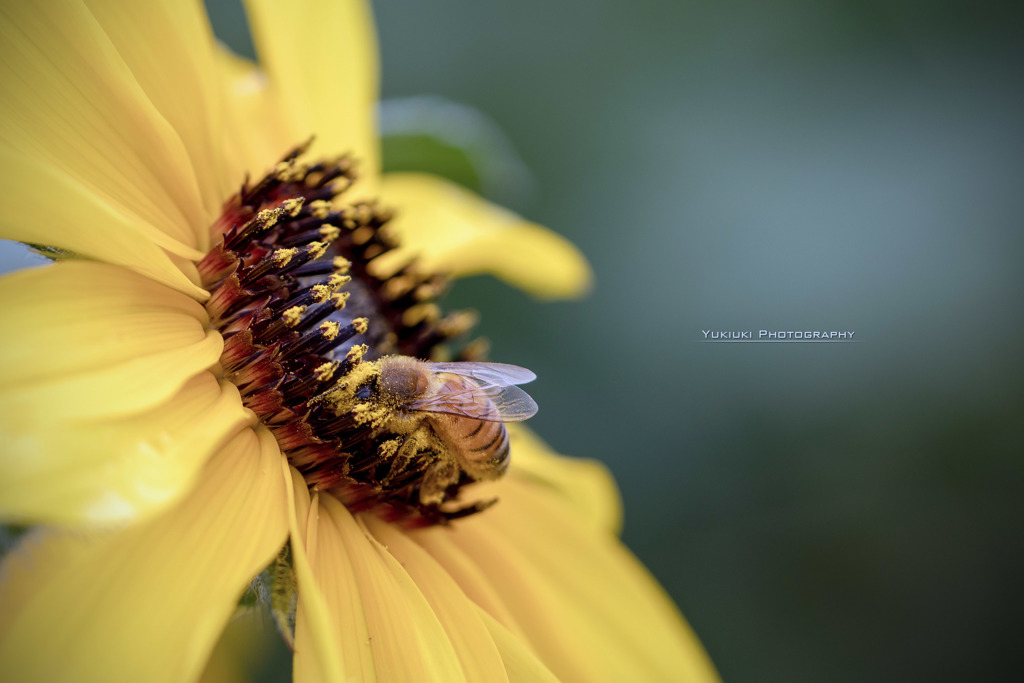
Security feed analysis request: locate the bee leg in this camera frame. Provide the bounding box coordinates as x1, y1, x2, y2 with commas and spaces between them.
382, 427, 428, 486
419, 458, 459, 506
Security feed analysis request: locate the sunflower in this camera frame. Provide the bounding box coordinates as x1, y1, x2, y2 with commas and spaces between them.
0, 1, 718, 681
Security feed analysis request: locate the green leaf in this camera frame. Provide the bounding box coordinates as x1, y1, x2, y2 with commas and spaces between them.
379, 96, 535, 208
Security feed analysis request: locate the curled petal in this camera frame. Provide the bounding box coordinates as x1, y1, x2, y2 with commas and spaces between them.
0, 149, 207, 298
376, 173, 593, 299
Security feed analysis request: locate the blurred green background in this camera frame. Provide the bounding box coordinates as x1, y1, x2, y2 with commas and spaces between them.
364, 3, 1024, 681
206, 0, 1024, 681
2, 0, 1013, 681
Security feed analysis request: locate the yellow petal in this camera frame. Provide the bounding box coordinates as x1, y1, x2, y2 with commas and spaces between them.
85, 0, 243, 244
242, 0, 379, 189
287, 466, 347, 683
415, 517, 602, 681
0, 329, 222, 422
0, 0, 211, 251
0, 426, 289, 683
363, 516, 510, 682
0, 262, 216, 416
216, 46, 295, 185
376, 173, 593, 299
476, 609, 561, 683
415, 477, 720, 682
506, 425, 622, 535
411, 526, 525, 639
0, 372, 253, 526
293, 491, 466, 682
0, 148, 207, 299
0, 262, 243, 525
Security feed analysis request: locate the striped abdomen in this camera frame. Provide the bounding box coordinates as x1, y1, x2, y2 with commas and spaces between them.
429, 374, 511, 481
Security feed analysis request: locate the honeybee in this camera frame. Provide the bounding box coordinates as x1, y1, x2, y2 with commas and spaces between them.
361, 356, 538, 506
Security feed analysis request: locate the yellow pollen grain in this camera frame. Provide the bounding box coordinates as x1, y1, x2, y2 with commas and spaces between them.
332, 256, 351, 274
309, 200, 332, 219
274, 161, 308, 182
282, 198, 305, 217
429, 347, 453, 362
415, 283, 443, 301
318, 225, 341, 242
319, 361, 381, 418
377, 225, 399, 248
331, 292, 350, 309
313, 362, 337, 383
310, 284, 331, 303
402, 304, 441, 327
384, 275, 414, 299
438, 310, 479, 336
378, 439, 401, 460
307, 241, 328, 260
351, 403, 375, 425
282, 305, 306, 327
326, 273, 351, 291
353, 317, 369, 334
272, 248, 299, 267
346, 344, 368, 363
351, 403, 391, 429
255, 207, 283, 231
319, 321, 341, 341
351, 226, 374, 245
460, 337, 490, 361
330, 177, 354, 194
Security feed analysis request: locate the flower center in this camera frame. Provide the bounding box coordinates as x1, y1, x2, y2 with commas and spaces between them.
198, 142, 497, 526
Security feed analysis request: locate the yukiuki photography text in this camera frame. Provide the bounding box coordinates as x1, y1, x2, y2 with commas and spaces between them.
699, 330, 858, 343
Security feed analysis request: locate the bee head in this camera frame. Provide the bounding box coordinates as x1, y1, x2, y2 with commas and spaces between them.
354, 376, 377, 401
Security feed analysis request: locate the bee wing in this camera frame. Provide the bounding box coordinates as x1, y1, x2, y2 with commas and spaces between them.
482, 383, 539, 421
424, 361, 537, 386
406, 384, 538, 422
405, 366, 539, 422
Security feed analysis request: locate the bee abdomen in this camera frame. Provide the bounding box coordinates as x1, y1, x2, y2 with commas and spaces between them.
454, 420, 509, 479
468, 422, 503, 453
